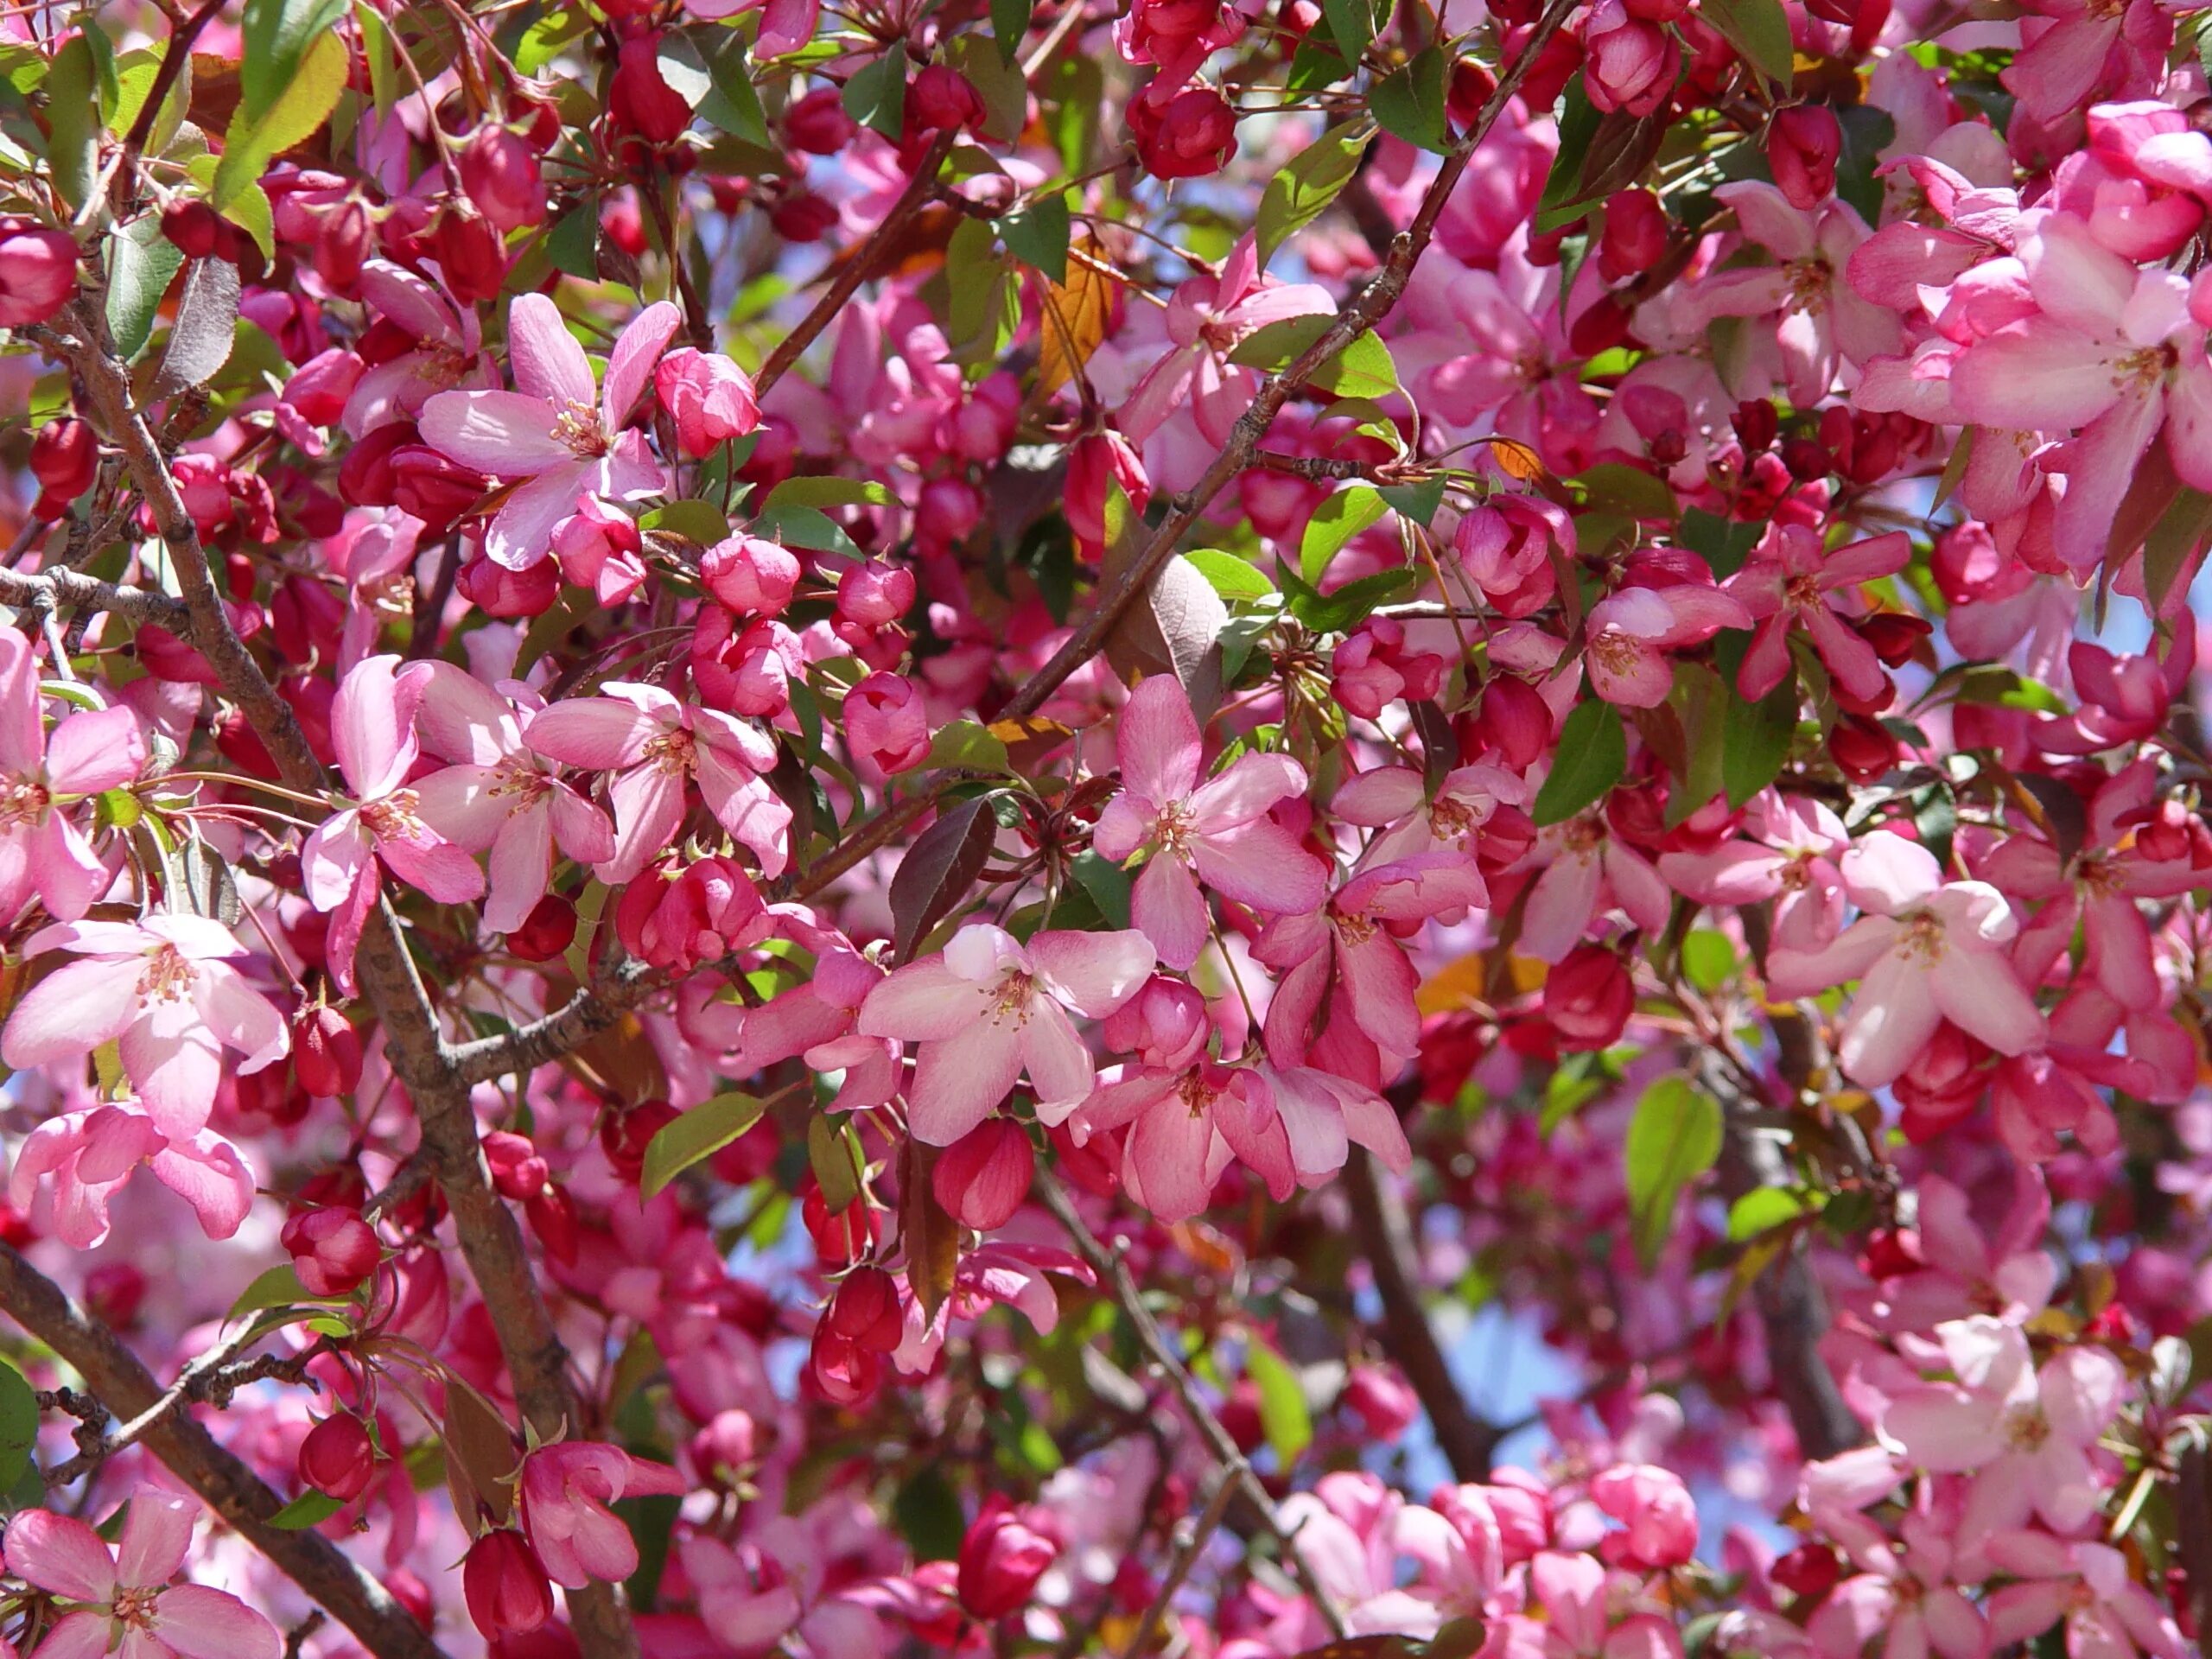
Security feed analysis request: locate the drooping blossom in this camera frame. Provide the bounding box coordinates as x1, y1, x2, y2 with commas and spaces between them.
0, 626, 145, 924
518, 1443, 687, 1588
8, 1101, 257, 1248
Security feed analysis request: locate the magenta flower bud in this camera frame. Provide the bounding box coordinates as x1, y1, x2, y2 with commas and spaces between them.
688, 1409, 758, 1478
280, 348, 365, 429
609, 34, 692, 145
1063, 429, 1151, 557
807, 1324, 881, 1407
1828, 713, 1897, 783
1101, 976, 1210, 1070
641, 855, 765, 973
699, 532, 800, 615
1332, 618, 1445, 721
654, 348, 760, 457
28, 417, 96, 520
464, 1529, 554, 1639
456, 553, 560, 618
0, 217, 78, 328
911, 64, 988, 132
314, 198, 370, 293
390, 446, 491, 537
281, 1206, 381, 1296
1343, 1363, 1420, 1440
461, 124, 548, 232
1128, 86, 1237, 179
1768, 105, 1842, 209
1580, 0, 1678, 117
836, 562, 916, 627
825, 1264, 906, 1351
915, 475, 983, 547
429, 206, 507, 305
931, 1117, 1034, 1231
160, 200, 221, 261
1459, 675, 1553, 768
844, 671, 931, 774
505, 893, 578, 962
1599, 188, 1668, 282
785, 86, 857, 154
957, 1503, 1057, 1620
484, 1130, 550, 1201
292, 1005, 362, 1099
298, 1413, 378, 1501
1542, 945, 1632, 1052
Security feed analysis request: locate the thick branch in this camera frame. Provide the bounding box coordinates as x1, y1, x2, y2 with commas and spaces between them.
0, 1243, 447, 1659
0, 565, 188, 627
1343, 1147, 1497, 1483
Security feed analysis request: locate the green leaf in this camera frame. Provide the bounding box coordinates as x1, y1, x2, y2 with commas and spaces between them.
1369, 46, 1448, 154
1184, 547, 1274, 604
1378, 477, 1444, 525
1069, 849, 1133, 928
1321, 0, 1376, 62
1575, 461, 1677, 520
1535, 79, 1603, 232
106, 216, 183, 361
1532, 699, 1625, 825
1720, 666, 1798, 808
546, 202, 600, 279
1681, 929, 1736, 993
682, 27, 772, 148
47, 35, 102, 213
640, 1091, 768, 1198
808, 1114, 865, 1211
1678, 506, 1759, 578
751, 503, 860, 556
516, 7, 592, 74
1702, 0, 1796, 83
1279, 563, 1417, 633
1227, 315, 1400, 397
995, 193, 1071, 281
0, 1357, 36, 1491
1300, 486, 1387, 584
893, 1465, 966, 1560
1727, 1185, 1817, 1243
213, 31, 347, 210
842, 44, 907, 140
991, 0, 1033, 62
1245, 1338, 1313, 1465
760, 476, 893, 512
228, 1263, 312, 1322
240, 0, 348, 127
266, 1489, 347, 1529
1257, 124, 1370, 268
639, 499, 730, 544
1833, 105, 1896, 226
1624, 1076, 1723, 1269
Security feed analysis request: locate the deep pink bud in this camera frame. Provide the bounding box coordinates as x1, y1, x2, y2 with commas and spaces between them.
1829, 714, 1897, 783
390, 445, 492, 535
1768, 105, 1842, 210
293, 1005, 362, 1098
600, 1100, 679, 1182
641, 855, 765, 972
767, 190, 837, 243
281, 1206, 381, 1296
1063, 430, 1150, 557
807, 1324, 881, 1407
1580, 0, 1677, 116
911, 64, 988, 132
785, 86, 857, 153
1598, 188, 1668, 282
957, 1504, 1056, 1620
1460, 676, 1552, 767
160, 200, 220, 260
315, 199, 370, 293
844, 672, 931, 774
281, 348, 365, 429
461, 125, 548, 233
931, 1118, 1034, 1231
83, 1262, 146, 1328
1542, 945, 1632, 1052
699, 533, 800, 615
687, 1409, 757, 1478
456, 554, 560, 618
0, 217, 78, 327
609, 35, 692, 145
298, 1413, 378, 1501
464, 1530, 554, 1639
429, 207, 507, 305
1343, 1364, 1420, 1440
825, 1265, 906, 1351
1128, 87, 1238, 179
654, 349, 760, 457
338, 421, 415, 508
29, 417, 96, 519
802, 1182, 879, 1265
915, 475, 983, 548
1101, 976, 1209, 1070
836, 561, 916, 627
484, 1131, 550, 1202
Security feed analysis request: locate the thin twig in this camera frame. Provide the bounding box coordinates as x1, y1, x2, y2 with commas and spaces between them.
1118, 1464, 1237, 1658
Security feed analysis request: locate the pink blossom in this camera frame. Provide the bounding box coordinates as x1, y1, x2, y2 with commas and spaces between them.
1073, 1061, 1283, 1219
0, 627, 145, 924
1657, 792, 1847, 953
302, 655, 486, 994
340, 259, 488, 437
518, 1443, 686, 1588
410, 663, 616, 933
859, 923, 1154, 1143
1518, 814, 1672, 963
3, 1490, 280, 1659
8, 1102, 257, 1248
1583, 575, 1752, 707
1724, 527, 1910, 704
2, 916, 288, 1137
524, 680, 791, 883
420, 293, 681, 569
1767, 833, 2044, 1088
654, 347, 760, 457
1803, 1496, 1988, 1659
1119, 235, 1332, 446
678, 1510, 887, 1656
1589, 1465, 1697, 1570
1986, 1533, 2186, 1657
1334, 761, 1526, 874
1092, 673, 1327, 969
1522, 1550, 1685, 1659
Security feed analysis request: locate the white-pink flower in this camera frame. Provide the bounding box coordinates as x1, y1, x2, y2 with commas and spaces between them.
1766, 832, 2044, 1088
524, 682, 791, 884
8, 1103, 256, 1249
3, 1489, 280, 1659
302, 655, 486, 995
0, 626, 145, 925
1583, 580, 1752, 708
518, 1443, 686, 1589
857, 923, 1155, 1144
420, 294, 680, 569
1, 916, 288, 1137
1091, 673, 1326, 970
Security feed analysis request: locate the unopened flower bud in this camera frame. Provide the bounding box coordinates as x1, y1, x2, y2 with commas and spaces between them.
461, 124, 548, 233
298, 1413, 378, 1501
29, 417, 96, 519
281, 1206, 381, 1296
931, 1118, 1033, 1231
1543, 945, 1632, 1052
464, 1529, 554, 1639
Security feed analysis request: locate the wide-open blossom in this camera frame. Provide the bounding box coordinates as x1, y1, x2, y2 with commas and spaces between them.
1092, 673, 1326, 969
518, 1443, 686, 1588
1119, 235, 1332, 445
1583, 566, 1751, 708
1724, 527, 1910, 703
421, 293, 680, 569
524, 681, 791, 883
3, 1490, 280, 1659
1, 916, 288, 1135
1658, 792, 1848, 953
1767, 833, 2044, 1087
0, 627, 144, 924
859, 924, 1155, 1143
302, 654, 486, 993
340, 259, 488, 436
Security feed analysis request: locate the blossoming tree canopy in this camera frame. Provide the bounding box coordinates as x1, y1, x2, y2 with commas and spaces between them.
2, 0, 2212, 1653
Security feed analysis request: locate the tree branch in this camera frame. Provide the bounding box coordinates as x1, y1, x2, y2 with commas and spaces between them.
0, 1243, 447, 1659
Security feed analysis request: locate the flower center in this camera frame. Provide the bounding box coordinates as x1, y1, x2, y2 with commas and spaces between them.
0, 777, 50, 827
1897, 910, 1947, 965
1783, 259, 1831, 314
1778, 852, 1815, 891
1334, 907, 1377, 946
489, 756, 550, 811
114, 1586, 159, 1629
1587, 626, 1643, 679
1786, 571, 1824, 610
1154, 799, 1197, 859
2001, 1402, 2051, 1451
988, 971, 1035, 1025
137, 944, 198, 1003
1563, 816, 1605, 855
551, 399, 608, 457
644, 728, 696, 776
360, 789, 428, 843
2114, 342, 2176, 392
1431, 796, 1477, 843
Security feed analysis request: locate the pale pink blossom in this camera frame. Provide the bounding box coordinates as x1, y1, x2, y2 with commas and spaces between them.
1518, 816, 1672, 964
1092, 673, 1327, 969
1986, 1534, 2186, 1658
524, 681, 791, 884
3, 1490, 280, 1659
0, 626, 145, 924
340, 259, 490, 436
1657, 792, 1848, 953
421, 293, 680, 569
1119, 235, 1332, 446
8, 1102, 257, 1248
859, 923, 1155, 1143
1521, 1550, 1684, 1659
302, 655, 486, 994
518, 1444, 686, 1588
1767, 833, 2044, 1088
1584, 579, 1751, 708
1334, 761, 1527, 872
2, 916, 288, 1137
